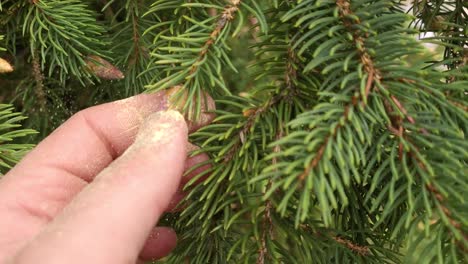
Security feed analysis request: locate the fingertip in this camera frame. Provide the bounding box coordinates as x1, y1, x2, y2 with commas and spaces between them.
139, 227, 178, 261
165, 144, 211, 212
134, 110, 188, 145
166, 192, 186, 212
182, 152, 211, 186
14, 110, 190, 263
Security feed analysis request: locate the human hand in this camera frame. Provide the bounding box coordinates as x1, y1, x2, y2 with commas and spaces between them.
0, 91, 214, 263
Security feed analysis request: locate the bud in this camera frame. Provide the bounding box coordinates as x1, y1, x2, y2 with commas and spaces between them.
0, 58, 13, 73
242, 108, 256, 117
165, 85, 188, 111
85, 55, 124, 80
165, 85, 216, 131
426, 16, 447, 31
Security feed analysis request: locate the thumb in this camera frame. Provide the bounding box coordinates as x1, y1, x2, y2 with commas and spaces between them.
14, 110, 188, 264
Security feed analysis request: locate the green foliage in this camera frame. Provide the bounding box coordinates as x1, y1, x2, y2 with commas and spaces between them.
0, 104, 36, 174
0, 0, 467, 263
144, 0, 268, 119
102, 0, 157, 96
22, 0, 108, 83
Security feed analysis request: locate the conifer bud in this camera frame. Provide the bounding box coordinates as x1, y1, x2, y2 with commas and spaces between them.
0, 58, 13, 73
426, 15, 446, 31
165, 85, 216, 131
85, 55, 124, 80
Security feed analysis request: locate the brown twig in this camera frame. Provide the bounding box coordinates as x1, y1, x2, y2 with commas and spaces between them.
299, 0, 382, 180
333, 236, 370, 256
223, 96, 275, 162
426, 184, 462, 229
384, 99, 466, 248
188, 0, 241, 76
301, 225, 370, 256
285, 47, 299, 99
256, 131, 282, 264
386, 79, 466, 253
128, 1, 144, 68
31, 54, 46, 112
224, 45, 298, 163
385, 79, 464, 243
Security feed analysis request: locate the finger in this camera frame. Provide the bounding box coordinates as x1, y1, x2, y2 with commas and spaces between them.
0, 90, 214, 224
14, 111, 187, 263
7, 89, 214, 183
182, 146, 212, 187
166, 144, 212, 212
139, 227, 177, 261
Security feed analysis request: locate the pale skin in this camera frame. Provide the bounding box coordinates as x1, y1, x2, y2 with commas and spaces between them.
0, 91, 214, 263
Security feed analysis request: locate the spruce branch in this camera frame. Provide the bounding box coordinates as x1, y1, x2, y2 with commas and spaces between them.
224, 95, 278, 163
2, 0, 466, 262
188, 0, 241, 78
256, 130, 281, 264
179, 11, 304, 260
103, 0, 154, 95
123, 0, 151, 71
375, 76, 467, 258
24, 0, 108, 83
384, 91, 467, 250
270, 6, 467, 261
0, 104, 37, 174
226, 42, 299, 163
336, 0, 382, 99
378, 71, 466, 250
146, 0, 244, 93
145, 0, 270, 119
299, 0, 382, 181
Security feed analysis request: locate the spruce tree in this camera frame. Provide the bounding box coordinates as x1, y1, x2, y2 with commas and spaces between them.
0, 0, 467, 263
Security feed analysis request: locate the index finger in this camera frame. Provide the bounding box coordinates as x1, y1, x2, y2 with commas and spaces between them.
7, 89, 215, 183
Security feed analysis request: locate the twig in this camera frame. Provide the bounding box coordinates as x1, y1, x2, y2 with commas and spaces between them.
299, 0, 382, 180
386, 76, 466, 253
336, 0, 382, 104
224, 44, 298, 163
128, 0, 143, 68
301, 225, 370, 256
257, 131, 282, 264
32, 54, 46, 112
333, 236, 370, 256
223, 96, 275, 162
188, 0, 242, 77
